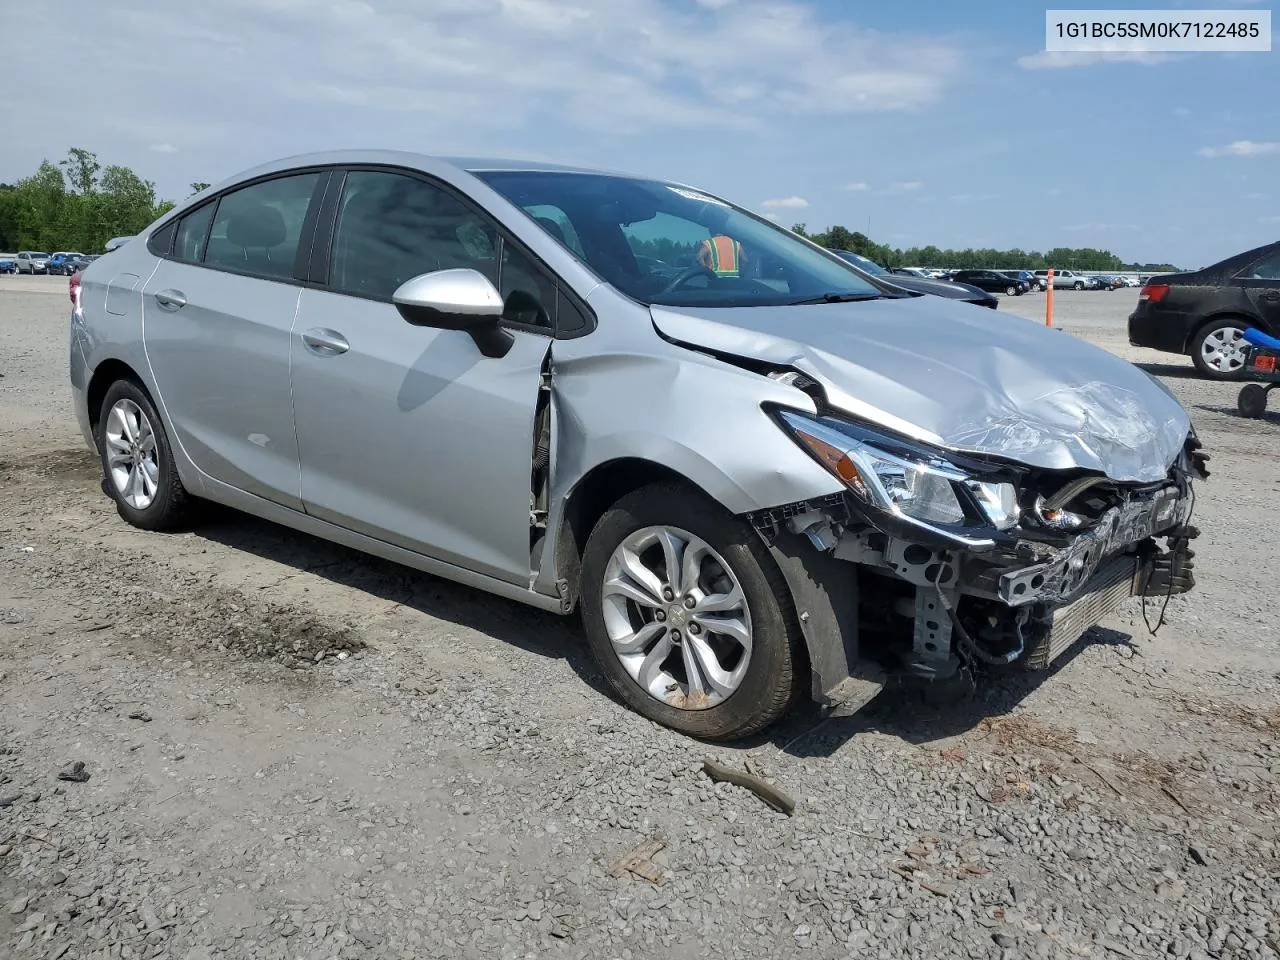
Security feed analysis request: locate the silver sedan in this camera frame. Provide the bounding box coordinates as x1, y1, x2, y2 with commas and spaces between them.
70, 151, 1207, 740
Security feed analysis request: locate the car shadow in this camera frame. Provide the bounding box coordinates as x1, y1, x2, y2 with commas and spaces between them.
191, 504, 610, 696
1195, 402, 1280, 424
764, 626, 1137, 759
1135, 361, 1200, 380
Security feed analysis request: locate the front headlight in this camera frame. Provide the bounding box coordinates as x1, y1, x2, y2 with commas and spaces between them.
777, 410, 1020, 534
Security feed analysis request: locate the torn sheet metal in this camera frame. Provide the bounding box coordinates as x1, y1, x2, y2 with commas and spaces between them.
650, 295, 1191, 483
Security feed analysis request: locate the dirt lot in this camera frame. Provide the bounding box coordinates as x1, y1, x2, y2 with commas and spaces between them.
1, 274, 1277, 960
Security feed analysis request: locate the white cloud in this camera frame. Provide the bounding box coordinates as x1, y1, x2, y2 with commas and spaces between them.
148, 143, 178, 154
950, 192, 999, 202
1017, 50, 1178, 69
887, 181, 922, 192
762, 211, 782, 220
843, 181, 869, 191
761, 195, 809, 209
1062, 222, 1140, 232
1198, 140, 1280, 158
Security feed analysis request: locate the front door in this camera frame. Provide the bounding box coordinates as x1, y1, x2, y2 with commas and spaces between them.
142, 171, 325, 508
290, 168, 556, 584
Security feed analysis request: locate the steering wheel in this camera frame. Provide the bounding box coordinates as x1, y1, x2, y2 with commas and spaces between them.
658, 264, 717, 296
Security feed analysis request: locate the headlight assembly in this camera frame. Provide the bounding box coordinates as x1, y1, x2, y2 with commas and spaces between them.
776, 410, 1020, 541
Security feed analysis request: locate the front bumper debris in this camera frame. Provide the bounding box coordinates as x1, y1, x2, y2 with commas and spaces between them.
752, 474, 1200, 706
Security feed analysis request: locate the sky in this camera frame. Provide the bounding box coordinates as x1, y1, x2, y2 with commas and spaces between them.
2, 0, 1276, 268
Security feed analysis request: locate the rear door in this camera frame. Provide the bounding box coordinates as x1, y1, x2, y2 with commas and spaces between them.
1236, 248, 1280, 333
289, 167, 574, 584
141, 170, 328, 509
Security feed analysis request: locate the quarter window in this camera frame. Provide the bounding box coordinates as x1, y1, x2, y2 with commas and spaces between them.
203, 173, 321, 280
174, 204, 215, 263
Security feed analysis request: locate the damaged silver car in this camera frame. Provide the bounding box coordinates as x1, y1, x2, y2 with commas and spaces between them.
69, 151, 1208, 740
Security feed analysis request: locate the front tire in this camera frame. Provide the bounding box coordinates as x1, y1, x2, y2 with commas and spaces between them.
1073, 281, 1084, 290
579, 482, 804, 741
1191, 321, 1249, 379
1005, 285, 1017, 296
97, 380, 194, 530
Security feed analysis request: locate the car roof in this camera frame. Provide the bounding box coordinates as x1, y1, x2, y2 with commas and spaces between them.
212, 150, 655, 188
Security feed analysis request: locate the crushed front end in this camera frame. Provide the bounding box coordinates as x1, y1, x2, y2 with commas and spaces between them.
749, 406, 1209, 707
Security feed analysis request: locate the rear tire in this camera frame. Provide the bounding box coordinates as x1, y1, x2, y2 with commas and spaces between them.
97, 379, 194, 531
579, 482, 804, 741
1191, 320, 1249, 380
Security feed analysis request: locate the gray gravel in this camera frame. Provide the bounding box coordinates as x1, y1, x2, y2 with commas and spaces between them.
1, 275, 1278, 959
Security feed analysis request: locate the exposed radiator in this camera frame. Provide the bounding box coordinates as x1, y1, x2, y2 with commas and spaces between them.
1026, 555, 1139, 670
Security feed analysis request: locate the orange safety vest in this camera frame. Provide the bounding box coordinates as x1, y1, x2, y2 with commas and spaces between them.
700, 235, 742, 277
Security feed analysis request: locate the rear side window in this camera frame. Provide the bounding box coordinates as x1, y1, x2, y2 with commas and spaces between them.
203, 173, 322, 280
1243, 250, 1280, 280
174, 204, 215, 263
148, 221, 176, 257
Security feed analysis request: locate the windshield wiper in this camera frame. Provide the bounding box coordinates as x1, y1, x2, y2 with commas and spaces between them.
787, 292, 886, 305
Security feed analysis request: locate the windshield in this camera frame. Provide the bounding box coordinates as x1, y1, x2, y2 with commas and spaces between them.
474, 171, 885, 307
828, 249, 888, 276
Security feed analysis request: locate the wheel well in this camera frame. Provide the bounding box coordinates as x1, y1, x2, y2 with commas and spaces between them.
552, 459, 714, 612
1183, 313, 1252, 354
86, 359, 149, 436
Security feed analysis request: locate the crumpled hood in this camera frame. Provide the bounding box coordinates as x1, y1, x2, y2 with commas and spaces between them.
651, 295, 1192, 483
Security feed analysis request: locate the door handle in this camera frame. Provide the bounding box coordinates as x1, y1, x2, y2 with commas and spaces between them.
153, 288, 187, 310
302, 328, 350, 356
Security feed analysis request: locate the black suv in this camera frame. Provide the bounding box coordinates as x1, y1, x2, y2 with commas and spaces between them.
1128, 240, 1280, 379
950, 270, 1028, 296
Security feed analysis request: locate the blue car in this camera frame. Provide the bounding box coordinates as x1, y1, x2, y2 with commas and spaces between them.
0, 254, 16, 275
47, 252, 86, 276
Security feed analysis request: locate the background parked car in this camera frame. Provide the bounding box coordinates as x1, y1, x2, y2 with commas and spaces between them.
47, 252, 86, 275
0, 253, 16, 274
1002, 269, 1042, 291
1035, 269, 1092, 290
1128, 239, 1280, 379
888, 266, 930, 279
950, 269, 1027, 295
17, 251, 50, 274
828, 250, 999, 308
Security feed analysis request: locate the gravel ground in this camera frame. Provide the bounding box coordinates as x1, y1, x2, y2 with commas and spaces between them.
1, 275, 1277, 960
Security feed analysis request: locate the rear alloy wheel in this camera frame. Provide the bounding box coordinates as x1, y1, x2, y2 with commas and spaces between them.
98, 380, 194, 530
1192, 322, 1248, 379
580, 483, 803, 741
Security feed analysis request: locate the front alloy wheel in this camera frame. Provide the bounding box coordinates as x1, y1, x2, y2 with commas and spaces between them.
580, 483, 803, 741
601, 526, 752, 709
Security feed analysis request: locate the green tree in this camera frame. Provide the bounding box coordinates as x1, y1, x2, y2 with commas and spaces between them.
189, 181, 211, 196
60, 147, 100, 195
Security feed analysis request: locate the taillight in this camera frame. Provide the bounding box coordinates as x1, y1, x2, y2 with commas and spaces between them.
1140, 283, 1170, 302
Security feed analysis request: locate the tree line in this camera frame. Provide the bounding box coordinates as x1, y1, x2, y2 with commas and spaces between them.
791, 223, 1179, 274
0, 148, 208, 254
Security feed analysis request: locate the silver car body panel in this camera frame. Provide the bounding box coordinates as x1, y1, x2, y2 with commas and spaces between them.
69, 150, 1202, 710
649, 296, 1191, 483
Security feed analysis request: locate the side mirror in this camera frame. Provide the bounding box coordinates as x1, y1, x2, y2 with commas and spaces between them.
392, 268, 515, 359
